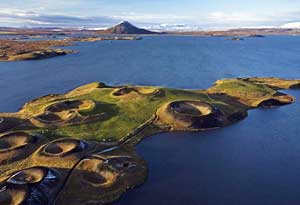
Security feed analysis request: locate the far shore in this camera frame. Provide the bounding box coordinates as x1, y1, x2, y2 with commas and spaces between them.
1, 27, 300, 37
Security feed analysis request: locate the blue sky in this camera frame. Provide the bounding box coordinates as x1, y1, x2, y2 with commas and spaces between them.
1, 0, 300, 29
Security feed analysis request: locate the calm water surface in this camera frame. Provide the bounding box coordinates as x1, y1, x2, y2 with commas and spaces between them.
0, 36, 299, 205
116, 89, 300, 205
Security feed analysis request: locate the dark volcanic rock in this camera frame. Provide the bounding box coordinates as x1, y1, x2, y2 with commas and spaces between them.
229, 37, 244, 41
247, 34, 265, 37
105, 21, 157, 34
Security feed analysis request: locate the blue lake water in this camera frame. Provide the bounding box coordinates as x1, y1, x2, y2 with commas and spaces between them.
116, 89, 300, 205
0, 36, 300, 205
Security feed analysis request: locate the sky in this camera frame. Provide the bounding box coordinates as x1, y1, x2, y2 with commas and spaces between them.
1, 0, 300, 30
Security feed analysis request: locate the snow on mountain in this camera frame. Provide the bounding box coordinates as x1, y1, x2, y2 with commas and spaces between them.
281, 22, 300, 29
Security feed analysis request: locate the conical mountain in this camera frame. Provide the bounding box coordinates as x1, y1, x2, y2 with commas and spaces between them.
104, 21, 157, 34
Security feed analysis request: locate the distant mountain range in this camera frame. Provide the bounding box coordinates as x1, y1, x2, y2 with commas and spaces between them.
98, 21, 158, 35
168, 28, 300, 36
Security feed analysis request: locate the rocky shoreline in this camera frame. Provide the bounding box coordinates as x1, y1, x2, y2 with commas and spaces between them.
0, 36, 141, 62
0, 39, 74, 62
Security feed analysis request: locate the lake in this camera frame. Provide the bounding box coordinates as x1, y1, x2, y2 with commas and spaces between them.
0, 36, 299, 205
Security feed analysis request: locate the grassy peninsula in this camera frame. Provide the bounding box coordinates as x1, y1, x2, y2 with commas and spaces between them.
0, 77, 299, 204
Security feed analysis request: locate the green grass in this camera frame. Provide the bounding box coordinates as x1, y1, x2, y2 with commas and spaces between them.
1, 79, 283, 143
209, 79, 276, 97
48, 87, 214, 141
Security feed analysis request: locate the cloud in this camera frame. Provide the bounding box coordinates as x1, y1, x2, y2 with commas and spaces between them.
143, 24, 203, 31
207, 12, 267, 23
0, 7, 195, 28
112, 12, 192, 24
198, 10, 300, 28
0, 8, 119, 28
1, 7, 300, 30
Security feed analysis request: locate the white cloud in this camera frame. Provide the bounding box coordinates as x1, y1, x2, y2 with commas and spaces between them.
197, 10, 300, 28
143, 23, 203, 31
207, 11, 267, 23
0, 8, 194, 28
1, 7, 300, 30
0, 8, 119, 28
112, 12, 192, 24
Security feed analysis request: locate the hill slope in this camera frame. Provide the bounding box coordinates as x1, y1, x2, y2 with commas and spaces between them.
101, 21, 157, 34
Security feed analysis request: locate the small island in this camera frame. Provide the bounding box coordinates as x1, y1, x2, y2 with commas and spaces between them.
228, 37, 245, 41
0, 77, 299, 204
71, 36, 142, 42
247, 34, 265, 38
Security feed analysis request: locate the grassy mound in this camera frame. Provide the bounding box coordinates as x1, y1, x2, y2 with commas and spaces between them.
29, 99, 100, 128
243, 77, 300, 89
55, 146, 147, 205
157, 100, 228, 130
42, 138, 85, 157
0, 167, 62, 205
0, 117, 27, 133
111, 86, 164, 98
0, 132, 44, 165
208, 78, 295, 107
33, 138, 94, 168
7, 167, 47, 184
